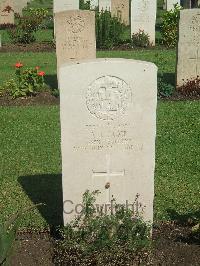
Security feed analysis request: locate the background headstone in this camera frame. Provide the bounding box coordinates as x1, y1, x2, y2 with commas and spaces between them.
55, 10, 96, 71
177, 9, 200, 86
131, 0, 157, 46
165, 0, 181, 10
90, 0, 99, 9
0, 0, 14, 25
60, 58, 157, 225
99, 0, 111, 11
14, 0, 29, 15
111, 0, 130, 25
53, 0, 79, 13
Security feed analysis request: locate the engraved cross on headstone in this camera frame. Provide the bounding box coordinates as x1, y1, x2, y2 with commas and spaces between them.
92, 155, 125, 203
189, 48, 200, 77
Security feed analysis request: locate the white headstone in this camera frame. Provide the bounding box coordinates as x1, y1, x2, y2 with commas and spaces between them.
53, 0, 79, 13
60, 58, 157, 225
14, 0, 29, 15
90, 0, 99, 9
177, 9, 200, 86
165, 0, 181, 11
99, 0, 111, 11
131, 0, 157, 46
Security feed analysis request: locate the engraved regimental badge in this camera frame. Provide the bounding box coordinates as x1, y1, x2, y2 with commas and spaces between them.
86, 76, 132, 120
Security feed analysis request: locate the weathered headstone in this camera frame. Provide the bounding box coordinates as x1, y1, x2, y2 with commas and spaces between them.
111, 0, 129, 25
177, 9, 200, 86
99, 0, 111, 11
0, 0, 14, 25
55, 10, 96, 71
60, 58, 157, 225
53, 0, 79, 13
131, 0, 157, 46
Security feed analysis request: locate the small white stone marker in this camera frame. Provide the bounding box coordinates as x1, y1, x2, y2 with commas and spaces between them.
60, 58, 157, 225
177, 9, 200, 86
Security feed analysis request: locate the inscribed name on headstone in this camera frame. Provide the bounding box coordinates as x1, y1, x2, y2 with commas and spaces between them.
177, 9, 200, 86
131, 0, 157, 46
55, 10, 96, 70
0, 0, 14, 25
99, 0, 111, 11
60, 58, 157, 225
53, 0, 79, 13
111, 0, 129, 25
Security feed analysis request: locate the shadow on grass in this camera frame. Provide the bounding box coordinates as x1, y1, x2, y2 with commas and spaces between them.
45, 74, 58, 90
158, 72, 176, 86
18, 174, 63, 227
167, 209, 200, 225
167, 209, 200, 245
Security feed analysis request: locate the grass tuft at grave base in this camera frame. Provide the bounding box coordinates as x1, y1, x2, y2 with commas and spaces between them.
0, 101, 199, 229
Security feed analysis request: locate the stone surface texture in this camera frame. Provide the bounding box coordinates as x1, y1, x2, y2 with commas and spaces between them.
111, 0, 129, 25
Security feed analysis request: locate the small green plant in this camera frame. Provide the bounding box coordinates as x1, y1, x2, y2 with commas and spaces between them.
8, 8, 48, 44
96, 10, 125, 49
132, 30, 151, 47
54, 190, 151, 265
158, 74, 175, 98
0, 62, 47, 98
0, 204, 43, 265
161, 4, 182, 47
80, 0, 91, 10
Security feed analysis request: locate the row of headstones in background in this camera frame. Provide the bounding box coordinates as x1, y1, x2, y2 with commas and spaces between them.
177, 8, 200, 86
0, 0, 30, 25
163, 0, 200, 10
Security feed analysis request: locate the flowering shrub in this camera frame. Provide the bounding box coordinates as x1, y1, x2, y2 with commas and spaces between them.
8, 8, 48, 44
96, 10, 125, 49
132, 30, 151, 47
0, 62, 46, 98
161, 4, 182, 47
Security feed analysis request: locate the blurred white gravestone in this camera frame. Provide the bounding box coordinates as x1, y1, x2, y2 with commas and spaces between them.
111, 0, 130, 25
99, 0, 111, 11
90, 0, 99, 9
0, 0, 14, 25
14, 0, 29, 15
177, 9, 200, 86
131, 0, 157, 46
60, 58, 157, 225
166, 0, 180, 10
53, 0, 79, 13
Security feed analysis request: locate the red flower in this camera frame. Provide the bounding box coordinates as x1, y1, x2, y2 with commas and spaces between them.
35, 66, 40, 70
38, 71, 45, 76
15, 62, 23, 68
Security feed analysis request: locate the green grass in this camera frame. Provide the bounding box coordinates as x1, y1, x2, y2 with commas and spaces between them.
0, 102, 199, 228
0, 48, 176, 89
